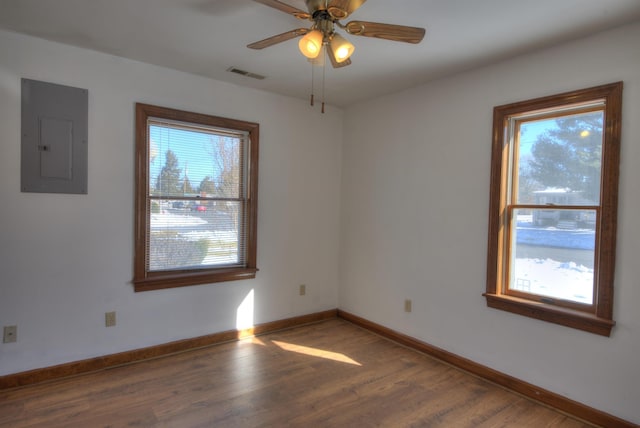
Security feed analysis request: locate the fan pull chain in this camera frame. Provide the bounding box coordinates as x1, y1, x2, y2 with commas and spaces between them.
310, 60, 315, 106
321, 48, 326, 114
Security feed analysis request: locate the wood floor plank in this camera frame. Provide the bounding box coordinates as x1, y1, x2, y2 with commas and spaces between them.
0, 319, 594, 427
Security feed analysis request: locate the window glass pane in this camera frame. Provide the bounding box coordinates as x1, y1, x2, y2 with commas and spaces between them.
146, 120, 245, 273
149, 123, 243, 199
149, 199, 241, 271
516, 111, 603, 205
508, 208, 595, 304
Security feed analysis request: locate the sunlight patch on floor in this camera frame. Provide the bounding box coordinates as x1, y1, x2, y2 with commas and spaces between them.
272, 340, 362, 366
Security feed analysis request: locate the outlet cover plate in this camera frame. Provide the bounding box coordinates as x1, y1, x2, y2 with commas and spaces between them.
3, 325, 17, 343
105, 311, 116, 327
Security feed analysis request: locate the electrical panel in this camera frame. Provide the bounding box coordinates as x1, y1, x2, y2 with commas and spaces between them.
21, 78, 88, 194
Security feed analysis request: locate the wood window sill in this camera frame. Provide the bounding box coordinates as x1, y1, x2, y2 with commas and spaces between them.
483, 293, 615, 337
134, 268, 258, 292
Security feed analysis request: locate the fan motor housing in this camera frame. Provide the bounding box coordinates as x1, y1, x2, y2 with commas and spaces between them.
305, 0, 327, 14
306, 0, 349, 20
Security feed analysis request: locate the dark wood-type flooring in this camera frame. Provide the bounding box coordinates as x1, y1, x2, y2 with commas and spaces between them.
0, 319, 593, 427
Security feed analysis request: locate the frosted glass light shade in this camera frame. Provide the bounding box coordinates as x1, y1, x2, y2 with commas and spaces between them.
299, 30, 324, 59
329, 33, 354, 63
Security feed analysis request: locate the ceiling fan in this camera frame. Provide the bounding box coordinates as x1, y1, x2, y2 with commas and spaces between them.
247, 0, 426, 68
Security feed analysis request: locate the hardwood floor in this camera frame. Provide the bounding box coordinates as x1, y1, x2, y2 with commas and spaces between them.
0, 319, 593, 427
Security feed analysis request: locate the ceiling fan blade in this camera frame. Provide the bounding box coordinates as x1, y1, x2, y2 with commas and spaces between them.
345, 21, 425, 44
253, 0, 311, 19
327, 50, 352, 68
327, 0, 367, 19
247, 28, 309, 49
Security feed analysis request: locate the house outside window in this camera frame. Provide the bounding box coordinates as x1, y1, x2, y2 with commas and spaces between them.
134, 103, 259, 292
485, 82, 622, 336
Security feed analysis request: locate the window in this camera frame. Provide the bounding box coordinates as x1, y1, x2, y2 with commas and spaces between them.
485, 82, 622, 336
134, 103, 259, 291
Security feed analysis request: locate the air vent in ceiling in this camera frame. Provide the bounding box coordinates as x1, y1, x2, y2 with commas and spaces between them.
226, 67, 265, 80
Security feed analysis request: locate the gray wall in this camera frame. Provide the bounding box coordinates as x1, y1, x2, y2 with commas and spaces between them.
340, 22, 640, 423
0, 29, 342, 375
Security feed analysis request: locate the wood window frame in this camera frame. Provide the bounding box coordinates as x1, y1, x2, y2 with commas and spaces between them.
133, 103, 259, 292
484, 82, 622, 336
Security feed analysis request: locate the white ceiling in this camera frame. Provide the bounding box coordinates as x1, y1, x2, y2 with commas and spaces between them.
1, 0, 639, 107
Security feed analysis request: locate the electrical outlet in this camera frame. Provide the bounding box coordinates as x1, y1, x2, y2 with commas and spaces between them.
3, 325, 17, 343
404, 299, 412, 313
299, 284, 306, 296
105, 311, 116, 327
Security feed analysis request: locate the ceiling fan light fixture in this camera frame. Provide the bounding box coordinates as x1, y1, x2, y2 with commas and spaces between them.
248, 0, 426, 112
298, 30, 324, 59
329, 33, 355, 63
